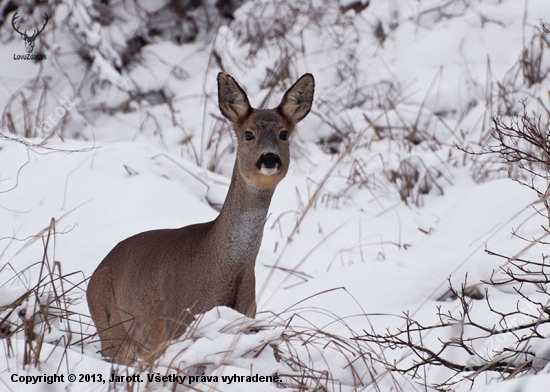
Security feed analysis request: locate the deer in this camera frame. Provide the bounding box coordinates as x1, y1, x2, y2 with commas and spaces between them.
87, 72, 315, 364
11, 10, 49, 54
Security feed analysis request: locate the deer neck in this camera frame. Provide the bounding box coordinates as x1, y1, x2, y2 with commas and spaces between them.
209, 162, 275, 265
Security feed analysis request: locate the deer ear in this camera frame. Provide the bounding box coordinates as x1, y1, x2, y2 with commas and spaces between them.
218, 73, 252, 123
278, 74, 315, 124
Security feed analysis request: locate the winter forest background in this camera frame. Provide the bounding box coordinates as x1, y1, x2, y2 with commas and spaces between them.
1, 0, 550, 391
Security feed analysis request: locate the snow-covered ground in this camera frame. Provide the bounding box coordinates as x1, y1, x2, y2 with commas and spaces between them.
1, 0, 549, 390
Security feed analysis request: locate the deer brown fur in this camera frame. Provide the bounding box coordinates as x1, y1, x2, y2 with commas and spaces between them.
87, 72, 315, 364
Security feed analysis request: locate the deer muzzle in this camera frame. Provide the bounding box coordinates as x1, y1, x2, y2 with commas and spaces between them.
257, 153, 281, 175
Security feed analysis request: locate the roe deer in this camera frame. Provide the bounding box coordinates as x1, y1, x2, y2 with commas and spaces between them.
87, 72, 315, 364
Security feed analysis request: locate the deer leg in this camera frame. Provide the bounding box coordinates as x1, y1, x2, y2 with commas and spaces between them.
233, 271, 257, 318
88, 267, 137, 364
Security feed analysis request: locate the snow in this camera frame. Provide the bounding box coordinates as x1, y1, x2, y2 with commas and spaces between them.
1, 0, 550, 391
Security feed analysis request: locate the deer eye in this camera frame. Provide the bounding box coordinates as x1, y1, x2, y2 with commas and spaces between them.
244, 131, 255, 141
279, 131, 288, 141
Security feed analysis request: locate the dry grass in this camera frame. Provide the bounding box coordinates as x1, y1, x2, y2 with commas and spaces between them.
357, 96, 550, 390
464, 21, 550, 184
0, 219, 92, 369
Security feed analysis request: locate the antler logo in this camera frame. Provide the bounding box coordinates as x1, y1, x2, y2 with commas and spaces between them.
11, 10, 49, 54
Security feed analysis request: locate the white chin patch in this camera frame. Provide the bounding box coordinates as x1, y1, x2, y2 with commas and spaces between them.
259, 166, 279, 175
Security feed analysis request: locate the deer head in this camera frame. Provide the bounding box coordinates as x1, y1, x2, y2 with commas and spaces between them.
218, 73, 315, 190
12, 11, 49, 54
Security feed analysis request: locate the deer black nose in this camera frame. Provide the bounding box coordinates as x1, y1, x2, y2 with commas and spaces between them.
257, 153, 281, 170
